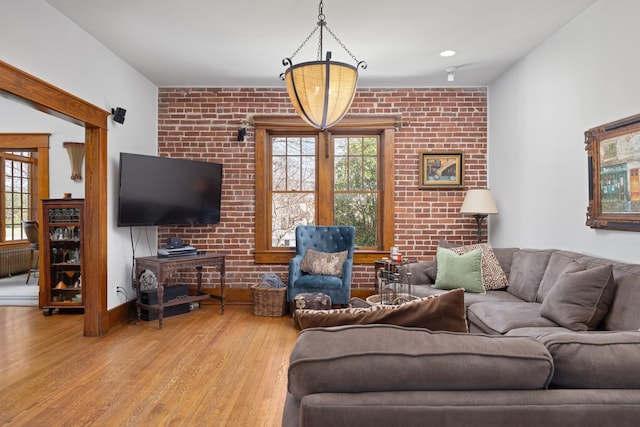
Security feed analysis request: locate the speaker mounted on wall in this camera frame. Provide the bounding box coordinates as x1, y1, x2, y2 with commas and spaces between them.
111, 107, 127, 124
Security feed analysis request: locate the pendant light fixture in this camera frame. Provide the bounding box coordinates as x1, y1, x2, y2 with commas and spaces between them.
281, 0, 367, 130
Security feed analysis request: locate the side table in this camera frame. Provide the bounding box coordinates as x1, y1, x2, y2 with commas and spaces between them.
373, 259, 413, 306
135, 253, 226, 329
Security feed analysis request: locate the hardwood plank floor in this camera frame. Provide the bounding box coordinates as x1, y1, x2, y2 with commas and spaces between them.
0, 303, 299, 426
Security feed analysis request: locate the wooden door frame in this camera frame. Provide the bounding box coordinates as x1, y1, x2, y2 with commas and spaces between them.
0, 60, 109, 336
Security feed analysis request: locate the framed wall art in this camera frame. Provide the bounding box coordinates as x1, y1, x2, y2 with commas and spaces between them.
585, 113, 640, 231
419, 151, 464, 188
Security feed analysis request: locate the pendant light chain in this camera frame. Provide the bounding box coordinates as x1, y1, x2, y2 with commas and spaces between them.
317, 0, 325, 60
284, 0, 366, 67
324, 25, 366, 67
281, 0, 367, 130
287, 27, 318, 62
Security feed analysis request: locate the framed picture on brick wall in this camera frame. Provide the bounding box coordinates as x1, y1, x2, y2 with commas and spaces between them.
585, 113, 640, 231
419, 151, 464, 188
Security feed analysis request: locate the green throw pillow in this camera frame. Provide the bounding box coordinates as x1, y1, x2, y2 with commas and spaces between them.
433, 247, 485, 293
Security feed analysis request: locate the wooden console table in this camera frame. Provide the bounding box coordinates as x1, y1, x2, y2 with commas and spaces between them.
135, 253, 226, 329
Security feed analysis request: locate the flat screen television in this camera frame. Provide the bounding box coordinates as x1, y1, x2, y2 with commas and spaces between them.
117, 153, 223, 227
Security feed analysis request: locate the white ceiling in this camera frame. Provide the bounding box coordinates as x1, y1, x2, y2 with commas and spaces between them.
46, 0, 597, 88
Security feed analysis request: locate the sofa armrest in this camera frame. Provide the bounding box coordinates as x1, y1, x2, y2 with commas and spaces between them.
398, 261, 436, 285
287, 324, 553, 399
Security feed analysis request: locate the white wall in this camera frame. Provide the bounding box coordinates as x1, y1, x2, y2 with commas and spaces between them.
0, 0, 159, 308
488, 0, 640, 263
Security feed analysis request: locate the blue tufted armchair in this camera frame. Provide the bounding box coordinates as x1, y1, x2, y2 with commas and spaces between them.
287, 225, 356, 305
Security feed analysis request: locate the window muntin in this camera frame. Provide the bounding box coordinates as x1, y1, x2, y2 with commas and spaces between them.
333, 136, 379, 248
2, 151, 34, 242
271, 136, 316, 247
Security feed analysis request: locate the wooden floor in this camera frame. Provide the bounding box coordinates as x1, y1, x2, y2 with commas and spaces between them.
0, 303, 299, 426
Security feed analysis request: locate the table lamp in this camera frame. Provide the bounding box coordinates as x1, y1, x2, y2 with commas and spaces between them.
460, 189, 498, 243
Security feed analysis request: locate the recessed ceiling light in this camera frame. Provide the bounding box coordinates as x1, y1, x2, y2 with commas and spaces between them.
440, 50, 457, 57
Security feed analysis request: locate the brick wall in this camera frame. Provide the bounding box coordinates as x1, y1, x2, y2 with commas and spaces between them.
157, 87, 487, 293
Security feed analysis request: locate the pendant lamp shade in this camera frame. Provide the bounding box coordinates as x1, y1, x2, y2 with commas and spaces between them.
281, 0, 365, 130
284, 55, 358, 130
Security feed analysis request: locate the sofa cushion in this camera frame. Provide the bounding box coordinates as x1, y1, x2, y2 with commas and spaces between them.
412, 285, 523, 306
505, 326, 573, 337
300, 248, 347, 277
536, 250, 584, 302
294, 288, 468, 331
433, 247, 485, 293
539, 262, 614, 331
467, 302, 558, 335
293, 390, 640, 427
443, 243, 510, 290
603, 263, 640, 331
288, 325, 553, 398
538, 331, 640, 388
492, 247, 519, 277
507, 249, 553, 302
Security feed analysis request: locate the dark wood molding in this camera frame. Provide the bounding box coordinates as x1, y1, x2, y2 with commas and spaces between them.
0, 60, 110, 336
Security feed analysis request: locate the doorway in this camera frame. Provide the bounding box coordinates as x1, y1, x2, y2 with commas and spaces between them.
0, 60, 109, 336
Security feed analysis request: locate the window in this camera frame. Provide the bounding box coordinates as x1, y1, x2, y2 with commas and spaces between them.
2, 151, 36, 242
255, 116, 397, 264
333, 136, 380, 247
271, 136, 316, 247
0, 133, 49, 247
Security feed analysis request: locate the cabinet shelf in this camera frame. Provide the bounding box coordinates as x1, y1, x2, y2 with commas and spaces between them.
41, 199, 85, 315
137, 292, 211, 312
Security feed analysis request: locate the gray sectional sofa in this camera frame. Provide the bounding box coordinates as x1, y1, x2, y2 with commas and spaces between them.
282, 247, 640, 426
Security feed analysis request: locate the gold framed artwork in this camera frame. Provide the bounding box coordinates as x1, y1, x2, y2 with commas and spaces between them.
419, 151, 464, 188
585, 113, 640, 231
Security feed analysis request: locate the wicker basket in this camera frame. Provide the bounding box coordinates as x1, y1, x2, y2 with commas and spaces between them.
251, 284, 288, 317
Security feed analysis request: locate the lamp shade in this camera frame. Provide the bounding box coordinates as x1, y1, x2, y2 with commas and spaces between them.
284, 57, 358, 130
460, 189, 498, 215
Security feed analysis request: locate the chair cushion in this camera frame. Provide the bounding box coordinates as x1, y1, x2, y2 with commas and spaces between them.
539, 262, 614, 331
294, 288, 468, 331
433, 247, 485, 293
295, 274, 344, 289
301, 248, 347, 277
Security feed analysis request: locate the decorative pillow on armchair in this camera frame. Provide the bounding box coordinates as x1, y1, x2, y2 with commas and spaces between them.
301, 249, 348, 277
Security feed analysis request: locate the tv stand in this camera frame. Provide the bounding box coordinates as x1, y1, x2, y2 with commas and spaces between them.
134, 253, 226, 329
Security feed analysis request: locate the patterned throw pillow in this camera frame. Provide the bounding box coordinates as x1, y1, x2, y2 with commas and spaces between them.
446, 243, 509, 290
294, 288, 468, 331
300, 249, 348, 277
